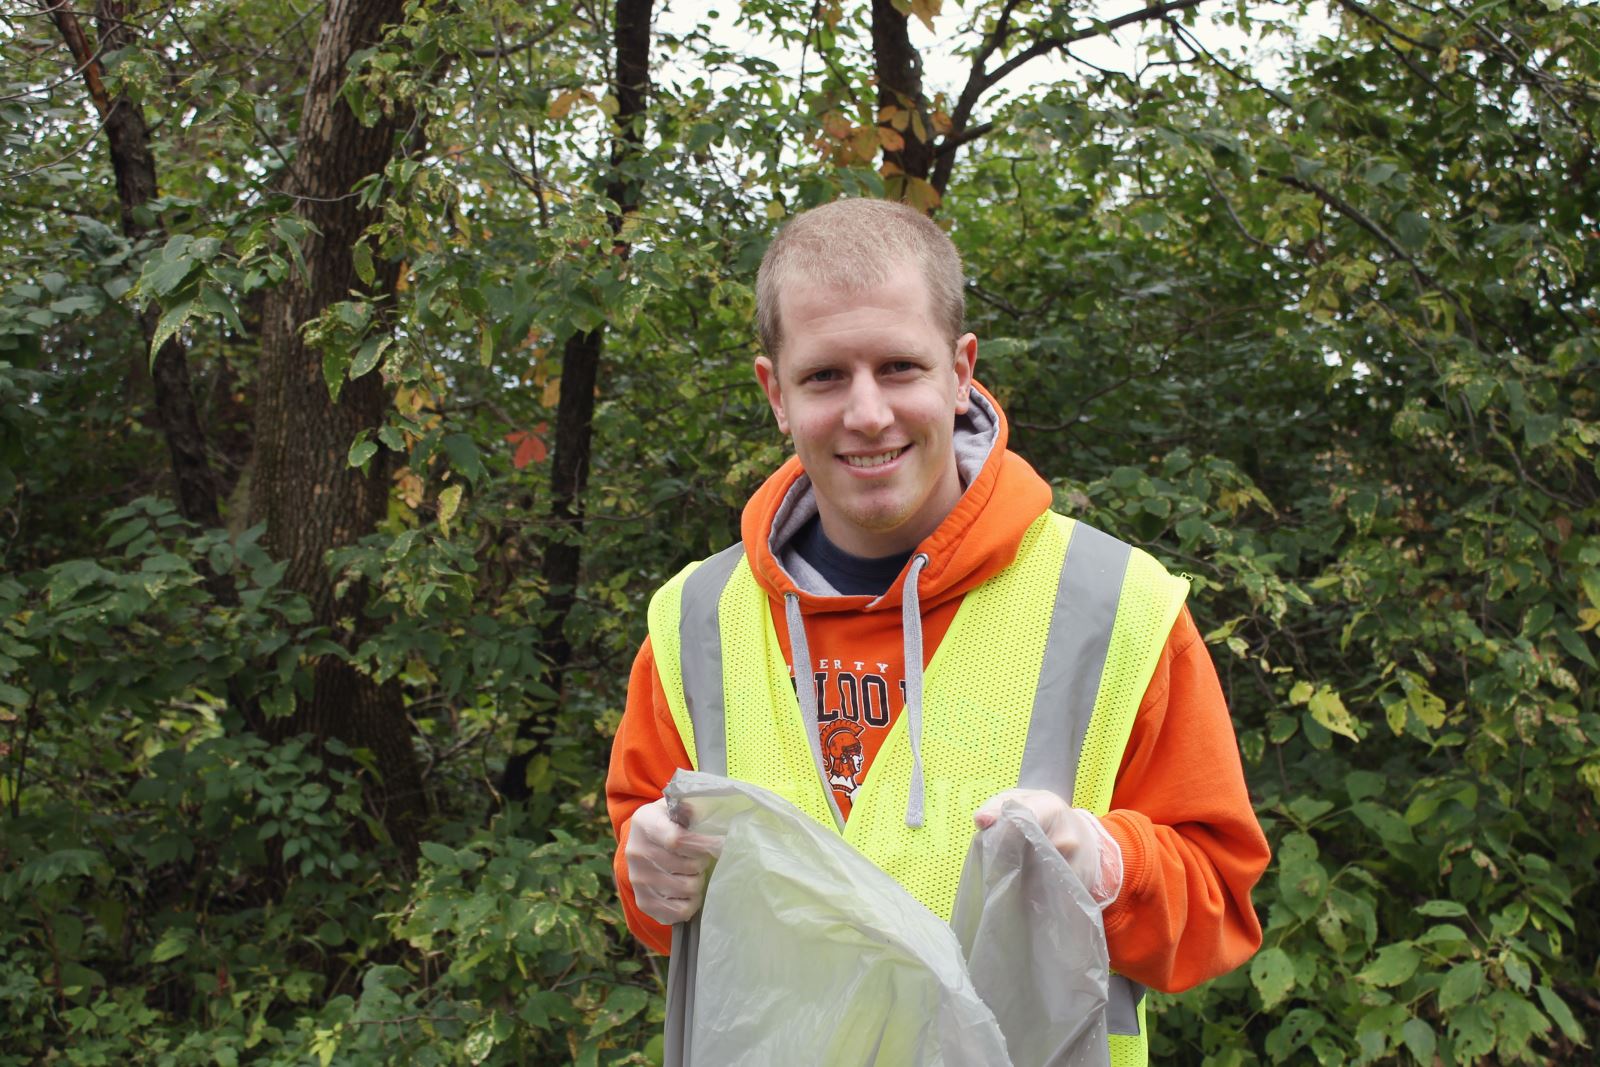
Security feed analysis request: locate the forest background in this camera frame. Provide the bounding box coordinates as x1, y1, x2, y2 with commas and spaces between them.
1, 0, 1597, 1063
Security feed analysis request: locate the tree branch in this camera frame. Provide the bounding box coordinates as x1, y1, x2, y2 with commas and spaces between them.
468, 23, 560, 59
931, 0, 1211, 193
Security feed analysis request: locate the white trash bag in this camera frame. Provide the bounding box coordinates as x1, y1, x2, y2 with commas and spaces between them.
660, 770, 1111, 1067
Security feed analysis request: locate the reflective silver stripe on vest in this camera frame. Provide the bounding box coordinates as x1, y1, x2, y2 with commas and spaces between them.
1015, 520, 1130, 801
678, 544, 745, 777
1016, 522, 1145, 1038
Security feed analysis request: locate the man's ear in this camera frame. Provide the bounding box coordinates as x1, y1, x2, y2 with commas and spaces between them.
953, 333, 978, 414
754, 355, 790, 435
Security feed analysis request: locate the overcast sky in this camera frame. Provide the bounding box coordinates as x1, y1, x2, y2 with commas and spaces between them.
655, 1, 1339, 102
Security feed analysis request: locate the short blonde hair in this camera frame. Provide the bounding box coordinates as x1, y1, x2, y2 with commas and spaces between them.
755, 199, 965, 358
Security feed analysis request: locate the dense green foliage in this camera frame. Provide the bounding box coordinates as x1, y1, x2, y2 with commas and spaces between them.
2, 0, 1596, 1063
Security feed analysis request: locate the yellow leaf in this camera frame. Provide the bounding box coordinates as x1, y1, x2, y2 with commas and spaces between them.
394, 385, 431, 415
764, 201, 787, 220
931, 108, 953, 136
877, 126, 906, 152
1308, 686, 1360, 742
903, 176, 941, 214
1579, 762, 1600, 805
394, 467, 424, 510
1289, 680, 1314, 705
1407, 682, 1447, 728
911, 0, 941, 31
598, 93, 619, 117
851, 125, 879, 163
543, 374, 561, 408
437, 484, 463, 536
549, 89, 580, 120
1577, 607, 1600, 634
1384, 699, 1407, 736
909, 108, 927, 144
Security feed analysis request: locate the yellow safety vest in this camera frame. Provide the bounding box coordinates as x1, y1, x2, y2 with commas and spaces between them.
650, 511, 1188, 1067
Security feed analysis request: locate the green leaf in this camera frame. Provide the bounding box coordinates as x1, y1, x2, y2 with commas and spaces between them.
352, 239, 376, 287
273, 216, 311, 283
1344, 770, 1385, 801
151, 927, 192, 963
1448, 1003, 1495, 1060
442, 433, 486, 485
419, 841, 457, 869
199, 286, 246, 336
349, 335, 391, 381
1502, 953, 1532, 992
1351, 800, 1414, 844
323, 346, 352, 403
1358, 943, 1420, 987
347, 432, 377, 469
144, 252, 201, 298
1523, 413, 1560, 447
149, 298, 196, 362
1363, 161, 1397, 186
1400, 1018, 1436, 1065
1250, 946, 1296, 1009
1394, 210, 1429, 251
1437, 960, 1484, 1012
1535, 985, 1586, 1043
1286, 796, 1333, 824
1416, 899, 1468, 918
588, 985, 649, 1038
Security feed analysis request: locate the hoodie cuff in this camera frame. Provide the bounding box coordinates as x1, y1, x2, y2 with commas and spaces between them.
1098, 809, 1154, 934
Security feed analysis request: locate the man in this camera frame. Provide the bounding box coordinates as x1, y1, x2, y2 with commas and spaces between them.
607, 198, 1269, 1062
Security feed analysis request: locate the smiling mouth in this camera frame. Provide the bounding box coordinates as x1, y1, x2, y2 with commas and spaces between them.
842, 446, 907, 469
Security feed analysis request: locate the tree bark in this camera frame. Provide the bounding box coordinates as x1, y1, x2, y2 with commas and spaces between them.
44, 1, 221, 528
247, 0, 425, 855
498, 0, 654, 802
871, 0, 936, 187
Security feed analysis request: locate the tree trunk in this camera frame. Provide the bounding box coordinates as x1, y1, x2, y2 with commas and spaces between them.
248, 0, 425, 855
499, 0, 655, 802
45, 1, 221, 528
871, 0, 936, 198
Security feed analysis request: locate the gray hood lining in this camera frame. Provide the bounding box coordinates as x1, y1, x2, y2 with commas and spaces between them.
767, 388, 1000, 598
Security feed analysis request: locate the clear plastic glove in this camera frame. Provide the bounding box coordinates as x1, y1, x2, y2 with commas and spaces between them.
624, 796, 722, 926
973, 789, 1123, 908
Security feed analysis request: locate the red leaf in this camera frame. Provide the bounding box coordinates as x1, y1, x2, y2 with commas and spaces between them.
505, 425, 549, 469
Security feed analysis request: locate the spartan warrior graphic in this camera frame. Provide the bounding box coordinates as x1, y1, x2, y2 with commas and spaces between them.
822, 721, 865, 797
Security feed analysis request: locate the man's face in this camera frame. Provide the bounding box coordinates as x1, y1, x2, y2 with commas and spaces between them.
754, 266, 977, 558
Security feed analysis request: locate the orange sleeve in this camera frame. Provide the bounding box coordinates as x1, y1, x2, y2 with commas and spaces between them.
1098, 606, 1271, 993
605, 636, 692, 956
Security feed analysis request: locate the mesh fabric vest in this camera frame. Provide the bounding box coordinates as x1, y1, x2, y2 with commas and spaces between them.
649, 512, 1188, 1066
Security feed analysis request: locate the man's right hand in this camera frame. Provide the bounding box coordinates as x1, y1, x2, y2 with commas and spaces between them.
624, 797, 721, 926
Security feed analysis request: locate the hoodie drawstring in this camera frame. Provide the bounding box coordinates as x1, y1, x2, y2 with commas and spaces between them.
902, 554, 929, 828
783, 555, 931, 833
785, 592, 846, 831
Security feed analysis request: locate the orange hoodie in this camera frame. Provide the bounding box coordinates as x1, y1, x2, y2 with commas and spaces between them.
606, 382, 1269, 994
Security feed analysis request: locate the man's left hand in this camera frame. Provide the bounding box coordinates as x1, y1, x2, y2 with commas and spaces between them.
974, 789, 1124, 906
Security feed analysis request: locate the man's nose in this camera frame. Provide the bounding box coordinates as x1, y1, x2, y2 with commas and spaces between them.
841, 376, 893, 435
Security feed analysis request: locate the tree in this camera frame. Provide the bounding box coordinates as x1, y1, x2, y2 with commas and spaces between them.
499, 0, 657, 803
246, 0, 427, 852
